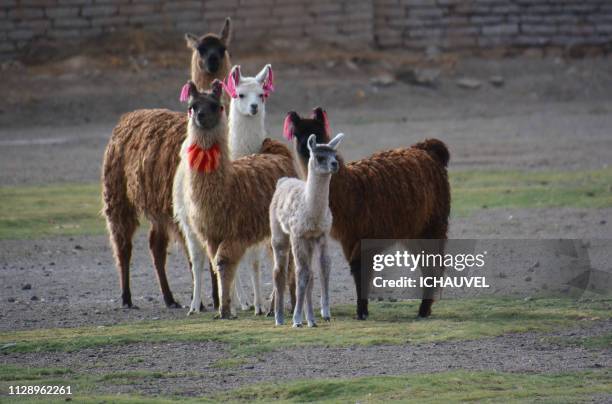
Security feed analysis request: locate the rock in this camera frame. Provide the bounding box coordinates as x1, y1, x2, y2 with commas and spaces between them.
456, 78, 482, 89
345, 59, 359, 71
396, 68, 440, 88
74, 245, 83, 250
525, 276, 532, 282
370, 73, 395, 87
21, 283, 32, 290
7, 297, 15, 302
489, 75, 504, 87
601, 220, 607, 225
31, 295, 39, 301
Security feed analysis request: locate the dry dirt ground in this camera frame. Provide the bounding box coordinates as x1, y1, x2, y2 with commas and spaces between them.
0, 46, 611, 398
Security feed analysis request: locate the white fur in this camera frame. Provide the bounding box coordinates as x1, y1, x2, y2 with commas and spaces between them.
174, 65, 272, 316
269, 134, 343, 327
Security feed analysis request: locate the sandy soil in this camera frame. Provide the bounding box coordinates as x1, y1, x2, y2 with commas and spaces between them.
1, 48, 611, 397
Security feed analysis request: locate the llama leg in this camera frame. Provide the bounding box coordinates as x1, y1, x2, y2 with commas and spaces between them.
305, 268, 316, 328
288, 254, 297, 312
105, 209, 138, 309
214, 242, 243, 319
210, 264, 219, 310
292, 238, 313, 328
271, 236, 289, 325
186, 236, 208, 315
149, 223, 180, 308
251, 248, 264, 315
349, 243, 369, 320
233, 265, 250, 311
319, 237, 332, 321
417, 238, 446, 318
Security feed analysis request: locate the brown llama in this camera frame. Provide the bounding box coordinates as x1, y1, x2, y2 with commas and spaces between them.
283, 107, 451, 320
173, 80, 297, 319
102, 19, 232, 309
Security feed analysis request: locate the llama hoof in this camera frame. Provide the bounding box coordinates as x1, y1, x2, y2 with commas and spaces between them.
266, 309, 274, 317
418, 299, 433, 318
322, 316, 331, 322
308, 322, 317, 328
254, 307, 265, 316
292, 323, 303, 328
355, 313, 368, 321
123, 304, 139, 310
166, 301, 182, 309
275, 320, 284, 326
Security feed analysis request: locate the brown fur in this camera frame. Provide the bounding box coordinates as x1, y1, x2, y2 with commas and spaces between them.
291, 115, 450, 319
102, 109, 188, 307
102, 19, 234, 309
181, 130, 297, 318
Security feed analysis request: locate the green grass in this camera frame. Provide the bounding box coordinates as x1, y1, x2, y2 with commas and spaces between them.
1, 168, 611, 239
0, 183, 102, 239
547, 332, 612, 350
0, 366, 609, 403
451, 168, 612, 216
218, 370, 612, 403
0, 298, 609, 356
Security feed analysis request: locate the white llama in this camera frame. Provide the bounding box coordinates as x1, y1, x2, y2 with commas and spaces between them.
269, 133, 344, 327
174, 64, 274, 315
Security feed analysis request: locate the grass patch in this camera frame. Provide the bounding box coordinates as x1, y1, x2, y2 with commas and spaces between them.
219, 370, 612, 403
0, 365, 609, 403
0, 298, 609, 357
547, 332, 612, 350
1, 168, 610, 239
212, 357, 250, 369
0, 183, 102, 239
451, 168, 612, 216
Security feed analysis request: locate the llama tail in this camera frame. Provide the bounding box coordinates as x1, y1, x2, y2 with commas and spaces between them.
413, 138, 450, 167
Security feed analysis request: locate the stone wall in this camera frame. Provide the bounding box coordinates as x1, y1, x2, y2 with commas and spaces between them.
1, 0, 611, 60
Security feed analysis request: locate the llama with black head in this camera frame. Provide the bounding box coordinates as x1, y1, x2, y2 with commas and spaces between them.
283, 108, 451, 320
270, 133, 344, 327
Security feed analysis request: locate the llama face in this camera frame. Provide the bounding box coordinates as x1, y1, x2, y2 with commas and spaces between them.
184, 80, 224, 130
307, 133, 344, 175
226, 65, 272, 117
185, 18, 231, 75
284, 108, 330, 161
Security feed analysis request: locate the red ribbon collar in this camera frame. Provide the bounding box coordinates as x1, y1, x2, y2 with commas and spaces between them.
187, 143, 221, 173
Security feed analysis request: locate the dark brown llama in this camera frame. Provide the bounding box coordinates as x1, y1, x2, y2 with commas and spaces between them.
283, 107, 451, 319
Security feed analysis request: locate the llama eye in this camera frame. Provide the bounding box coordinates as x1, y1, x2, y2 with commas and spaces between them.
238, 94, 244, 98
259, 94, 264, 99
317, 157, 325, 163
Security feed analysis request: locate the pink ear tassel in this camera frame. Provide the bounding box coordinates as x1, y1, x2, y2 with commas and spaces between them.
187, 107, 193, 119
262, 66, 275, 98
223, 69, 238, 98
282, 114, 294, 140
179, 82, 191, 102
322, 110, 331, 136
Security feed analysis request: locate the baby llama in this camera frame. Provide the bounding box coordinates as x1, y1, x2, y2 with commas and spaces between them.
270, 133, 344, 327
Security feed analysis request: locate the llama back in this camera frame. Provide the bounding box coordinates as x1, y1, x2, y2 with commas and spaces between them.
330, 143, 450, 248
104, 109, 187, 221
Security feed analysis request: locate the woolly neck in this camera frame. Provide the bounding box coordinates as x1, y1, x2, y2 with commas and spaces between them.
304, 170, 332, 225
228, 102, 266, 160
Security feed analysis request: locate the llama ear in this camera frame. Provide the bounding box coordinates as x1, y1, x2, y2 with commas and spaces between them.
256, 64, 274, 97
307, 134, 317, 153
328, 133, 344, 150
185, 33, 199, 50
283, 111, 299, 140
231, 65, 241, 85
220, 17, 232, 46
211, 79, 223, 100
312, 107, 330, 136
180, 80, 198, 102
